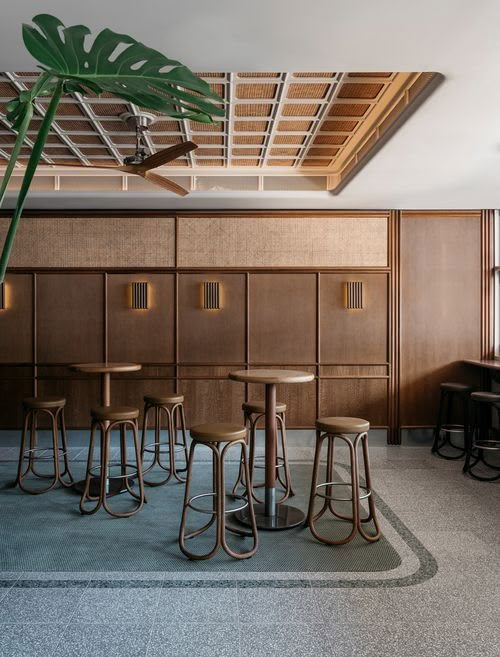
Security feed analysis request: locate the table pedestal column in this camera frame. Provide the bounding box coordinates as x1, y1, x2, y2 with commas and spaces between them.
264, 383, 277, 517
237, 382, 305, 531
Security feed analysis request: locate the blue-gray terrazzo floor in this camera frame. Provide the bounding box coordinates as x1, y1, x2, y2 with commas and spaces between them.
0, 456, 404, 573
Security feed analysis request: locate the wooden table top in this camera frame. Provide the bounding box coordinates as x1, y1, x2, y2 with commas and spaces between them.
70, 362, 142, 374
229, 368, 315, 385
463, 359, 500, 370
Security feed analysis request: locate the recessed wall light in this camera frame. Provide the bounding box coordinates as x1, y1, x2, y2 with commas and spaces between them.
131, 281, 149, 309
201, 281, 221, 310
344, 281, 363, 309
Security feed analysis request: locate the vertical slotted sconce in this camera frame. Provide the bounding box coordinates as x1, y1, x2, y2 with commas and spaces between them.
344, 281, 363, 309
201, 281, 221, 310
131, 281, 149, 310
0, 282, 5, 310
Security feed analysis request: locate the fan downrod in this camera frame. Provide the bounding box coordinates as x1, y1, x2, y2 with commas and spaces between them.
120, 112, 157, 165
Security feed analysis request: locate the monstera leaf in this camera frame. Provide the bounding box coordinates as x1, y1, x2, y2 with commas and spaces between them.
23, 14, 224, 121
0, 13, 225, 282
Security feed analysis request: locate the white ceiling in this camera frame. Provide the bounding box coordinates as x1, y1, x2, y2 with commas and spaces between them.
0, 0, 499, 209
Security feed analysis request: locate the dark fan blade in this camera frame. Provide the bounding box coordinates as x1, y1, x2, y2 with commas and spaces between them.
140, 141, 198, 170
143, 171, 189, 196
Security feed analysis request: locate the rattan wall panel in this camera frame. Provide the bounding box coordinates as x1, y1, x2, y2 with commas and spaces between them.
0, 216, 175, 268
177, 215, 388, 268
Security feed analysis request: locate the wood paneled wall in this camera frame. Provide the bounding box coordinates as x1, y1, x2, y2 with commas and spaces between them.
398, 211, 488, 426
0, 210, 491, 442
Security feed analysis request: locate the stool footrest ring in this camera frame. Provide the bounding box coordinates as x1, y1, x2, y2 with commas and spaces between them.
252, 454, 285, 470
143, 441, 186, 455
473, 440, 500, 451
440, 424, 465, 434
23, 446, 68, 460
187, 492, 249, 516
88, 462, 139, 480
315, 481, 372, 502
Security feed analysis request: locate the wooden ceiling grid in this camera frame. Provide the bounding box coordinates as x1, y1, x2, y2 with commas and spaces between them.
0, 70, 438, 192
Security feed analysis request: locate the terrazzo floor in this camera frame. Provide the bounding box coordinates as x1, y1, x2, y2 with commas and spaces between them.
0, 433, 499, 656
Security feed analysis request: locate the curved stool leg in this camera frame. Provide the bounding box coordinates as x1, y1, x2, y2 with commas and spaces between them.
220, 440, 258, 559
58, 408, 74, 487
169, 403, 188, 483
17, 409, 60, 494
432, 390, 446, 453
179, 442, 221, 560
28, 409, 54, 480
102, 420, 144, 517
142, 403, 188, 486
15, 409, 31, 489
306, 431, 330, 528
131, 419, 146, 505
175, 403, 189, 477
325, 434, 354, 523
276, 412, 294, 500
354, 432, 381, 542
80, 421, 103, 514
140, 402, 152, 468
307, 432, 359, 546
231, 411, 253, 497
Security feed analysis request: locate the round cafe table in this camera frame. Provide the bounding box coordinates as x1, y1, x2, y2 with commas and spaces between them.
70, 362, 142, 495
228, 368, 314, 530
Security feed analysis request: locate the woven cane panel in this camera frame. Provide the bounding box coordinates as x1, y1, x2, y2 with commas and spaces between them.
0, 216, 175, 268
0, 71, 438, 183
177, 215, 388, 267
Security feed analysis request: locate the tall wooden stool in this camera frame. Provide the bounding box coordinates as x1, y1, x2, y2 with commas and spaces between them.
80, 406, 145, 517
432, 382, 474, 459
233, 400, 294, 503
179, 423, 258, 560
16, 396, 73, 494
463, 391, 500, 481
141, 394, 188, 486
307, 417, 381, 545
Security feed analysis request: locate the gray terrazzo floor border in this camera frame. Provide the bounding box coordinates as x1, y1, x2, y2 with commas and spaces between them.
0, 457, 437, 590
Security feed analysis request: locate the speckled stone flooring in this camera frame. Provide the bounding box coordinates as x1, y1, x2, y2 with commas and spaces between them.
0, 433, 498, 656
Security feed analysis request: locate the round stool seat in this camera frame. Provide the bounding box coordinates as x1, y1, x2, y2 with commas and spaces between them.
242, 400, 286, 414
441, 382, 474, 394
470, 391, 500, 404
91, 406, 139, 421
23, 396, 66, 410
316, 416, 370, 434
190, 423, 246, 443
144, 394, 184, 406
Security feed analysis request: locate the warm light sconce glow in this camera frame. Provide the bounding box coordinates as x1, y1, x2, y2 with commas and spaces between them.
0, 282, 6, 310
201, 281, 222, 310
344, 281, 363, 309
130, 281, 149, 309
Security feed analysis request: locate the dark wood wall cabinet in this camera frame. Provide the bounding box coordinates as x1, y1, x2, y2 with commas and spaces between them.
0, 210, 493, 442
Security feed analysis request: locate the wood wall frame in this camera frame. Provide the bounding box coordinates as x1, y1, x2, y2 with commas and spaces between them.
0, 209, 494, 442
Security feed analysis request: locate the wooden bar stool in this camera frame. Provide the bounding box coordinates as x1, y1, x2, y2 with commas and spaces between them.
463, 391, 500, 481
307, 417, 381, 545
141, 394, 188, 486
432, 382, 474, 460
80, 406, 145, 517
16, 397, 73, 494
232, 400, 294, 503
179, 423, 258, 560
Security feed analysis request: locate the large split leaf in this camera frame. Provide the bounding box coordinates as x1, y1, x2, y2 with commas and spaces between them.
22, 13, 225, 122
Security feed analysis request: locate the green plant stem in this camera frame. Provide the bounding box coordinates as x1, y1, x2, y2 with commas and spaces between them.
0, 106, 33, 209
0, 80, 63, 283
0, 72, 52, 211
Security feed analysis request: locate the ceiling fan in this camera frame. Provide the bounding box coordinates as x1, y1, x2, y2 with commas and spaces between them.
61, 112, 197, 196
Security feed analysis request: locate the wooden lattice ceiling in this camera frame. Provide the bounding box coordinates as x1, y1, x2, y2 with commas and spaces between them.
0, 71, 438, 193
